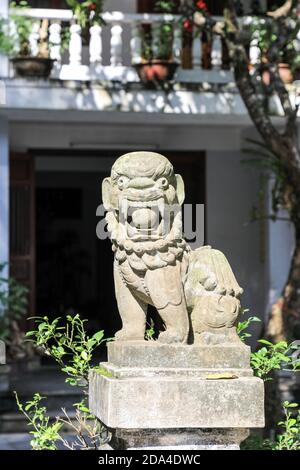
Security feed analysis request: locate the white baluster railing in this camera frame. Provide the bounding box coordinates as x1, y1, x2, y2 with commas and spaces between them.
90, 24, 102, 65
173, 23, 182, 63
49, 21, 61, 78
29, 20, 40, 57
131, 22, 142, 65
9, 9, 287, 85
49, 21, 62, 62
69, 23, 82, 67
192, 35, 202, 70
110, 23, 123, 67
211, 35, 222, 70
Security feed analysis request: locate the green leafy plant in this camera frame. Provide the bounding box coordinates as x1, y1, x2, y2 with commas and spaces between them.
141, 0, 177, 61
274, 401, 300, 450
242, 401, 300, 450
242, 139, 289, 221
15, 393, 63, 450
251, 339, 300, 381
66, 1, 104, 28
249, 15, 300, 71
237, 308, 300, 381
0, 1, 34, 57
26, 314, 112, 387
0, 262, 28, 343
236, 308, 261, 341
15, 314, 112, 450
145, 320, 155, 341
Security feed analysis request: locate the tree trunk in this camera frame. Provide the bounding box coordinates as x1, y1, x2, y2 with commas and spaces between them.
282, 233, 300, 339
230, 42, 300, 340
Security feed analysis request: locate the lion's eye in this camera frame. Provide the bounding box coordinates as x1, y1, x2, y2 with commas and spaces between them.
158, 177, 169, 189
117, 176, 129, 189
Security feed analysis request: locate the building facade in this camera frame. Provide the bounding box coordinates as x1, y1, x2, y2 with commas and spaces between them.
0, 0, 296, 339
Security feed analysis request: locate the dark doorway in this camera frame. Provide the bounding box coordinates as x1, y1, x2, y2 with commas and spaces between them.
10, 153, 36, 320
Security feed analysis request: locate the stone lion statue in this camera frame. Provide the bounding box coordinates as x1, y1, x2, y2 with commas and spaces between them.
102, 152, 243, 345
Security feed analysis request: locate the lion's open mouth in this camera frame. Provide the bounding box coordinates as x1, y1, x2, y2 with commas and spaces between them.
120, 197, 165, 240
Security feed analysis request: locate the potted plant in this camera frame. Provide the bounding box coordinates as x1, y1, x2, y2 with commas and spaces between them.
0, 1, 55, 78
0, 262, 37, 390
66, 0, 104, 29
250, 15, 296, 85
134, 0, 179, 86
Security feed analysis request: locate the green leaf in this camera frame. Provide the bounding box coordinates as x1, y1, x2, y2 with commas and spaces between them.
92, 330, 104, 342
257, 339, 273, 346
81, 351, 88, 361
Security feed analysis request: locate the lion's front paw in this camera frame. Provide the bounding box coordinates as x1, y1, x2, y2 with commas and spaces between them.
158, 329, 187, 344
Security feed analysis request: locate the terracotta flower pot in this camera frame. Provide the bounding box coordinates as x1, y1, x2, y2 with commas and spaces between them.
262, 63, 293, 86
11, 57, 55, 78
134, 60, 179, 86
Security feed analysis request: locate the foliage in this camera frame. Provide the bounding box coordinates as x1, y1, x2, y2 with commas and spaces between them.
58, 402, 110, 450
65, 0, 104, 28
141, 0, 177, 61
242, 139, 290, 221
0, 1, 33, 57
251, 339, 300, 380
26, 314, 112, 387
274, 401, 300, 450
242, 401, 300, 450
237, 309, 300, 381
237, 314, 300, 450
0, 262, 28, 343
15, 393, 63, 450
16, 314, 112, 450
145, 320, 155, 341
154, 0, 178, 14
236, 308, 261, 341
249, 15, 300, 71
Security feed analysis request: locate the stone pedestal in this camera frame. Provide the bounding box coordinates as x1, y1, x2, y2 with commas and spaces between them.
89, 341, 264, 450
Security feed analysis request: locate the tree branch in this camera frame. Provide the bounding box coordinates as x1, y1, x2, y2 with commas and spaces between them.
224, 2, 300, 187
267, 0, 293, 18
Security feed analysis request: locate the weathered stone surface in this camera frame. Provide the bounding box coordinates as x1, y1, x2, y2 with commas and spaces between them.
111, 428, 249, 450
102, 363, 253, 378
89, 370, 264, 430
91, 152, 265, 450
103, 152, 244, 345
107, 341, 251, 369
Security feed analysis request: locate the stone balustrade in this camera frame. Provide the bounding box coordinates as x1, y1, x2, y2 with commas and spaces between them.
4, 8, 299, 85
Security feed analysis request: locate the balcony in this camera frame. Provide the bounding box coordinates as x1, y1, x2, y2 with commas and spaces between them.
0, 7, 299, 122
7, 8, 235, 83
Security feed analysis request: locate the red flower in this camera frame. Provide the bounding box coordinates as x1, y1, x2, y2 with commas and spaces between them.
88, 2, 97, 10
196, 0, 207, 10
183, 19, 193, 33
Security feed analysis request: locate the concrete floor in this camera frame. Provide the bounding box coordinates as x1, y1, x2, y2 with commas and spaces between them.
0, 433, 31, 450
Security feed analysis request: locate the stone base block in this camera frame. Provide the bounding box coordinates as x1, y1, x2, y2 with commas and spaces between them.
106, 341, 251, 369
110, 428, 250, 450
89, 341, 264, 450
89, 370, 264, 429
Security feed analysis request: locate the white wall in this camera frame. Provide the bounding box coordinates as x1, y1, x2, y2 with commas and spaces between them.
206, 150, 267, 340
0, 117, 9, 275
9, 121, 242, 153
268, 211, 294, 307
